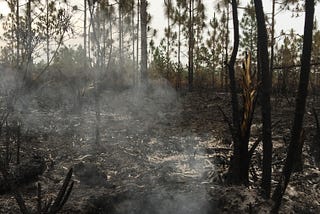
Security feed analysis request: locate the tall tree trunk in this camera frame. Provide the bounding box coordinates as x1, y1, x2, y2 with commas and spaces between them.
136, 0, 140, 83
272, 0, 315, 211
132, 0, 135, 77
16, 0, 20, 69
177, 9, 181, 89
140, 0, 148, 84
253, 0, 272, 198
25, 0, 32, 83
166, 0, 171, 80
227, 0, 241, 184
188, 0, 194, 91
225, 4, 229, 92
27, 0, 31, 64
212, 13, 217, 90
84, 0, 87, 69
102, 8, 106, 70
10, 0, 14, 66
270, 0, 275, 88
88, 3, 101, 145
46, 0, 49, 66
119, 3, 123, 72
106, 14, 113, 72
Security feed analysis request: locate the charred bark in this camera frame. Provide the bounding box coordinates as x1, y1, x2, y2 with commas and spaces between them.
140, 0, 148, 85
253, 0, 272, 198
226, 0, 241, 185
188, 0, 194, 91
272, 0, 315, 211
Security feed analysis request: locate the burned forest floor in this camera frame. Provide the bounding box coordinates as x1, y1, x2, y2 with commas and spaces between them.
1, 84, 320, 213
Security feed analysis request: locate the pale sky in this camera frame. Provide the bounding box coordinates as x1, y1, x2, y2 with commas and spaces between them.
0, 0, 319, 49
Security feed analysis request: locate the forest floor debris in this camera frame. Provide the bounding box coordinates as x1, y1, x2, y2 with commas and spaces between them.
1, 89, 320, 213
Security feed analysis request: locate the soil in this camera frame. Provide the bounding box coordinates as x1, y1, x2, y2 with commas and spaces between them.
1, 86, 320, 213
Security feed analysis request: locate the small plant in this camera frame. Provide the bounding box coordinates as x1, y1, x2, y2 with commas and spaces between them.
34, 168, 74, 214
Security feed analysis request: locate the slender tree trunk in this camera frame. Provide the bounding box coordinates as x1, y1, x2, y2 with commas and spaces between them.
84, 0, 87, 68
46, 0, 49, 66
221, 51, 224, 89
25, 0, 32, 83
27, 0, 31, 64
136, 0, 140, 83
272, 0, 315, 211
225, 4, 230, 92
254, 0, 272, 198
95, 6, 101, 145
88, 29, 91, 64
119, 3, 123, 72
88, 3, 101, 145
166, 0, 171, 80
106, 15, 113, 72
132, 0, 135, 77
212, 12, 217, 90
188, 0, 194, 91
195, 22, 200, 89
177, 11, 181, 89
16, 0, 20, 68
270, 0, 275, 88
227, 0, 241, 184
10, 1, 14, 66
102, 10, 106, 70
140, 0, 148, 84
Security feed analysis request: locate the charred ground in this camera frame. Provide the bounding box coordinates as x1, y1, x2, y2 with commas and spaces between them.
1, 86, 320, 213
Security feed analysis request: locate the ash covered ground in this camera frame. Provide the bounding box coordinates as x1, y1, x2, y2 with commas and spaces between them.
1, 80, 320, 213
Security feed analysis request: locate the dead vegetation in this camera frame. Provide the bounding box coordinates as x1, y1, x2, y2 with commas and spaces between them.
0, 88, 320, 213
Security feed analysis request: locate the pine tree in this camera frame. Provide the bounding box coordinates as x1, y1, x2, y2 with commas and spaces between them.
206, 12, 222, 89
277, 29, 302, 93
216, 0, 230, 90
164, 0, 174, 79
173, 0, 187, 89
240, 0, 257, 68
215, 5, 229, 89
193, 0, 206, 89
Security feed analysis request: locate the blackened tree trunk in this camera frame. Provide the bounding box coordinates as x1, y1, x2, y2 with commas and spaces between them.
272, 0, 315, 211
253, 0, 272, 198
46, 0, 49, 66
270, 0, 276, 87
177, 7, 182, 89
84, 0, 87, 69
25, 0, 32, 83
119, 2, 123, 72
140, 0, 148, 84
136, 0, 140, 80
225, 3, 229, 92
132, 0, 135, 72
164, 0, 172, 80
188, 0, 194, 91
227, 0, 241, 184
16, 0, 20, 69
